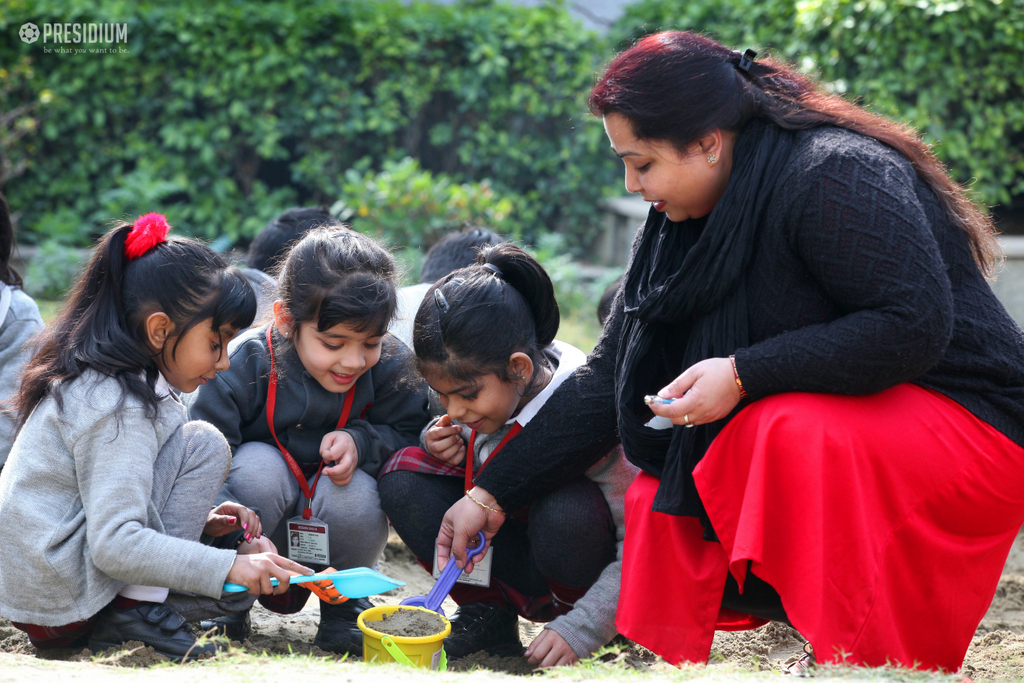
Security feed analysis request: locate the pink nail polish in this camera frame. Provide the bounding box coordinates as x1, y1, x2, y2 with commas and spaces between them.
228, 517, 236, 524
243, 522, 248, 530
246, 534, 252, 542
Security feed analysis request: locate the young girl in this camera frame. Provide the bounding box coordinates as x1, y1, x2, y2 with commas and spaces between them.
186, 225, 430, 653
378, 243, 637, 664
0, 214, 310, 661
0, 193, 44, 470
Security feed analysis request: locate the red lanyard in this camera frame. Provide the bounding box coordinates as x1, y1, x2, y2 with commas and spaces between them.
464, 422, 522, 493
265, 324, 354, 519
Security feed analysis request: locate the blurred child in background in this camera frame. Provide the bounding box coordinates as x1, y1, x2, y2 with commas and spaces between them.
0, 194, 44, 471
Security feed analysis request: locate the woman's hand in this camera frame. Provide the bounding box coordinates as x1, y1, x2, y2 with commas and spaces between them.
226, 552, 312, 595
526, 628, 579, 668
321, 430, 358, 486
204, 502, 262, 542
436, 486, 505, 573
648, 357, 742, 427
424, 415, 467, 465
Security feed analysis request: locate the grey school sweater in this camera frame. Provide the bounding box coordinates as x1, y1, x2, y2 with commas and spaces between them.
0, 285, 44, 467
0, 370, 237, 626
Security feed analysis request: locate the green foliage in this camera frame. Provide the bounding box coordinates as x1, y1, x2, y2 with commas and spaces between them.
331, 157, 523, 252
24, 240, 83, 300
529, 232, 622, 345
0, 0, 619, 251
609, 0, 1024, 209
793, 0, 1024, 206
608, 0, 795, 52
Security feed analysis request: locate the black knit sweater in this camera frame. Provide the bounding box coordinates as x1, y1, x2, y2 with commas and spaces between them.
478, 126, 1024, 513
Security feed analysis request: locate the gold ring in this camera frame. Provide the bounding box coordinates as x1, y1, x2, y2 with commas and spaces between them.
684, 414, 696, 429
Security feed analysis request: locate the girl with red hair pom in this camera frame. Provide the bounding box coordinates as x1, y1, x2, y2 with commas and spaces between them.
0, 216, 312, 660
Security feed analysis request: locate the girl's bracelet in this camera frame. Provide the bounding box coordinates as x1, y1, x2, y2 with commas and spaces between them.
729, 354, 749, 399
466, 491, 505, 516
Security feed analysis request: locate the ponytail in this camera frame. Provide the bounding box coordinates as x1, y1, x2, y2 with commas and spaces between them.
413, 243, 560, 385
15, 219, 255, 425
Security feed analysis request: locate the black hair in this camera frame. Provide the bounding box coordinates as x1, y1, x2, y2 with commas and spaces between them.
276, 225, 398, 346
247, 205, 335, 274
597, 274, 623, 327
0, 193, 22, 287
15, 220, 256, 425
590, 31, 999, 275
413, 243, 559, 390
420, 225, 503, 284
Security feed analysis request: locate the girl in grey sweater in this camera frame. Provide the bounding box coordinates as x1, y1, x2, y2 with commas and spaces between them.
0, 215, 310, 661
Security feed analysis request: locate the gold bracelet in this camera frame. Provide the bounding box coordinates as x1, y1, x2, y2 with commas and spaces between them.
466, 491, 505, 516
729, 354, 749, 399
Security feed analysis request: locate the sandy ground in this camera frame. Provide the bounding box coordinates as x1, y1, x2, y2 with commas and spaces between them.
3, 527, 1024, 679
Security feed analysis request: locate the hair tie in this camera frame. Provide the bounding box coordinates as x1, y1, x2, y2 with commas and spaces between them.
125, 213, 171, 260
481, 263, 503, 279
737, 48, 758, 72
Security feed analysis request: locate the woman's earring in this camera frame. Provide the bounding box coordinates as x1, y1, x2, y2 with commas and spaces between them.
707, 153, 717, 165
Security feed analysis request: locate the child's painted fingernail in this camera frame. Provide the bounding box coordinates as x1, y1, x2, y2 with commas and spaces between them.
243, 522, 248, 530
246, 534, 253, 542
228, 517, 236, 524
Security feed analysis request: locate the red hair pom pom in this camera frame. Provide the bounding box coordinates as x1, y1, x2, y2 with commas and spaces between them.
125, 213, 171, 260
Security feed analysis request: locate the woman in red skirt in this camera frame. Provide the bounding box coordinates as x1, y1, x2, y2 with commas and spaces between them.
431, 30, 1024, 673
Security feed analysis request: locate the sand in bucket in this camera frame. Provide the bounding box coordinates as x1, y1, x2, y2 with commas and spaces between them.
358, 605, 451, 669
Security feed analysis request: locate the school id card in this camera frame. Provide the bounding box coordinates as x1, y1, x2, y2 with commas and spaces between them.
431, 542, 493, 587
287, 516, 330, 565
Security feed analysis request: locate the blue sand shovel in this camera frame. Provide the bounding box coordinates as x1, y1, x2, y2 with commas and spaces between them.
223, 567, 404, 601
399, 531, 486, 617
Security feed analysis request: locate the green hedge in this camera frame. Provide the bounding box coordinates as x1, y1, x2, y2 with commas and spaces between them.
610, 0, 1024, 209
0, 0, 618, 249
2, 0, 1021, 254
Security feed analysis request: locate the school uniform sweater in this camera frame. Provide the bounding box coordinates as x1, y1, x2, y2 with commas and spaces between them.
0, 285, 44, 467
473, 125, 1024, 514
186, 324, 430, 477
0, 370, 237, 626
420, 342, 639, 657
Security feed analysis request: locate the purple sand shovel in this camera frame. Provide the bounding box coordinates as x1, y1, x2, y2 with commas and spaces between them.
400, 531, 487, 617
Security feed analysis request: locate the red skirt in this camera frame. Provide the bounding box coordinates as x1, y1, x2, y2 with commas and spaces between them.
617, 384, 1024, 671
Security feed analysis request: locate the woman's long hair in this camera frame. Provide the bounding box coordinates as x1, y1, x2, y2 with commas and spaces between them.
588, 31, 1000, 275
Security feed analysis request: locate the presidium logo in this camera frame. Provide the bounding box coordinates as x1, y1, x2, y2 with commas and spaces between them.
19, 22, 129, 54
19, 23, 40, 43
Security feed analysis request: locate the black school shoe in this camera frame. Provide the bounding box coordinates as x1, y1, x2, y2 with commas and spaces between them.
199, 609, 252, 642
313, 597, 374, 657
443, 602, 523, 660
88, 602, 217, 661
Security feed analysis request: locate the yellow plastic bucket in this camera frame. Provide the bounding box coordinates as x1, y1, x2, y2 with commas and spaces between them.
357, 605, 451, 670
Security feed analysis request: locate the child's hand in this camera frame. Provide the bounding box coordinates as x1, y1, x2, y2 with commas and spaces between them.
226, 552, 312, 595
204, 502, 263, 542
321, 430, 358, 486
425, 415, 467, 465
236, 533, 278, 556
526, 628, 580, 668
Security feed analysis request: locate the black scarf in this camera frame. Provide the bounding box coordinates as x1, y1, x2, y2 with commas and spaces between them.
615, 121, 796, 526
